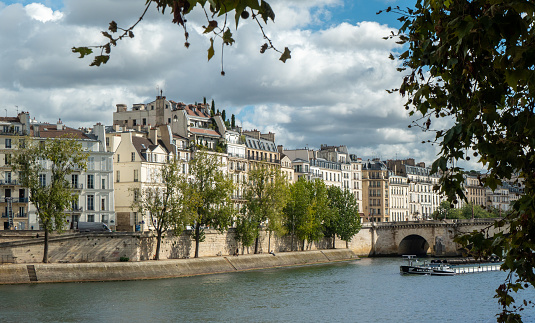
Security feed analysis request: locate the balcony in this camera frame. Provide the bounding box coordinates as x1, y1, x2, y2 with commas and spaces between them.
247, 156, 280, 164
2, 213, 27, 218
71, 183, 84, 189
228, 152, 246, 159
1, 197, 28, 203
0, 179, 18, 186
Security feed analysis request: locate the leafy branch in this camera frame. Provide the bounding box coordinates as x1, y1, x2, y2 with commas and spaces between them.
72, 0, 291, 74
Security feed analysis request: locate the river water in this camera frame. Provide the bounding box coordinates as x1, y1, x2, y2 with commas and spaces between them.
1, 258, 534, 323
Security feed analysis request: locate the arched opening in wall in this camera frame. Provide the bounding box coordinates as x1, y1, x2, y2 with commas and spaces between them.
398, 234, 430, 256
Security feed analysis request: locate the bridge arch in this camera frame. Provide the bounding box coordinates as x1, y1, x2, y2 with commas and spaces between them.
398, 234, 430, 256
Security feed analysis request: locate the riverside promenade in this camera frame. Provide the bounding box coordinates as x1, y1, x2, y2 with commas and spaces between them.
0, 249, 357, 284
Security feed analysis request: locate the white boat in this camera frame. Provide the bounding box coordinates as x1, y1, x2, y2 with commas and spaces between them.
399, 255, 456, 276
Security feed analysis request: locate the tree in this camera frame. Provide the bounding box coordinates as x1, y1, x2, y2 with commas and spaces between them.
241, 165, 288, 254
391, 1, 535, 320
231, 114, 236, 129
132, 157, 191, 260
211, 99, 216, 116
326, 186, 362, 249
72, 0, 291, 72
183, 151, 235, 258
283, 179, 334, 251
12, 136, 88, 263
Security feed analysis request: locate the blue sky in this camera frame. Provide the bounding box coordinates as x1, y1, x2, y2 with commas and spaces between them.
0, 0, 474, 170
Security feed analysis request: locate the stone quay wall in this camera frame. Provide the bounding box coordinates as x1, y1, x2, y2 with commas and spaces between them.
0, 249, 358, 284
0, 229, 372, 264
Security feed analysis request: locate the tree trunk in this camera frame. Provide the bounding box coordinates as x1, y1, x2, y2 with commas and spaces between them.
155, 230, 162, 260
345, 240, 348, 249
194, 223, 200, 258
268, 231, 271, 253
254, 236, 259, 254
43, 228, 49, 263
332, 236, 336, 249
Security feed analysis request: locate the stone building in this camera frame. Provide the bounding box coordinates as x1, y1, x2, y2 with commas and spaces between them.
362, 159, 389, 222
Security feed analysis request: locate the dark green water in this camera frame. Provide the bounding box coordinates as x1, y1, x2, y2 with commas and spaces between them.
1, 258, 534, 322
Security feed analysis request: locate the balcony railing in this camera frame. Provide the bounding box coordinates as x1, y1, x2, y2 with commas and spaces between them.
2, 213, 27, 218
0, 180, 18, 186
247, 156, 280, 163
228, 152, 246, 159
71, 183, 83, 189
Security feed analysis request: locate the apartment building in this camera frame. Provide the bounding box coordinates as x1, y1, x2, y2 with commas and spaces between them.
362, 159, 389, 222
389, 173, 409, 221
0, 113, 31, 230
243, 130, 280, 171
349, 154, 363, 214
106, 126, 174, 231
0, 113, 115, 231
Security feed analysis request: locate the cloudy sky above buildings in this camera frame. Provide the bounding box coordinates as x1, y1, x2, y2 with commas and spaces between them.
0, 0, 478, 169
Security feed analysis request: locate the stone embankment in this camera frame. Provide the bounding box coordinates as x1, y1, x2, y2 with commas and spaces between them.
0, 249, 357, 284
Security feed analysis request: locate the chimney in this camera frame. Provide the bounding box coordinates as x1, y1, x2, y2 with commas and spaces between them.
57, 119, 64, 131
149, 127, 158, 144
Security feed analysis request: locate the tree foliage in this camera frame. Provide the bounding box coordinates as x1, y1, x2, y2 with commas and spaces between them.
12, 136, 88, 263
183, 151, 235, 258
390, 1, 535, 320
283, 179, 334, 251
72, 0, 290, 73
431, 201, 500, 220
326, 186, 362, 248
132, 157, 192, 260
237, 165, 288, 253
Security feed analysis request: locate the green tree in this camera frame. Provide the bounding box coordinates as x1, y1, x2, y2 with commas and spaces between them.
184, 151, 235, 258
221, 110, 227, 123
72, 0, 291, 71
391, 1, 535, 320
231, 114, 236, 129
326, 186, 362, 249
211, 99, 216, 116
12, 136, 88, 263
132, 157, 191, 260
241, 165, 288, 254
284, 179, 334, 251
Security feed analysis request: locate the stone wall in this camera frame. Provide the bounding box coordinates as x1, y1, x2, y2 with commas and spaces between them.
0, 249, 358, 284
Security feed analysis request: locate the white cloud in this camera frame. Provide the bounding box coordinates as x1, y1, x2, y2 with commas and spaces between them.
25, 3, 62, 22
0, 0, 447, 166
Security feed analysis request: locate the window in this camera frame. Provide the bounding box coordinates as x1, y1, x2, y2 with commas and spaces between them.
87, 157, 94, 170
87, 195, 94, 211
116, 171, 120, 182
101, 198, 106, 211
133, 119, 137, 126
39, 174, 46, 187
117, 154, 120, 162
134, 170, 139, 182
131, 152, 135, 162
72, 174, 78, 188
5, 138, 11, 148
5, 154, 11, 165
133, 189, 139, 201
142, 118, 147, 126
4, 171, 11, 184
87, 175, 94, 189
102, 214, 108, 224
102, 178, 106, 189
106, 137, 110, 146
72, 199, 78, 211
87, 214, 94, 222
168, 118, 171, 124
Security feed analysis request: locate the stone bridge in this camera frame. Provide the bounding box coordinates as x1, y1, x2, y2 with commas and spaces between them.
361, 218, 504, 257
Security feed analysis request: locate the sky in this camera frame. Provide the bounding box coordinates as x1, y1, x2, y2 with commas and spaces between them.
0, 0, 481, 170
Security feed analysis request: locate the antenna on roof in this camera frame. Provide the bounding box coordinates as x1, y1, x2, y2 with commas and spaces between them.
15, 106, 18, 114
